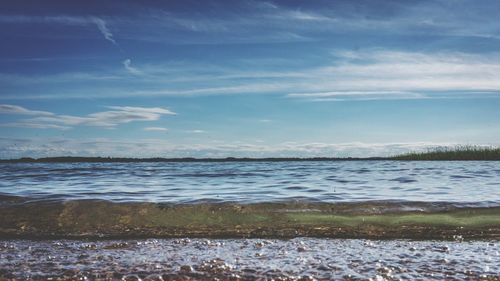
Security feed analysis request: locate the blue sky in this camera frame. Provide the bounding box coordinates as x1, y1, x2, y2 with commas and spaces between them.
1, 0, 500, 158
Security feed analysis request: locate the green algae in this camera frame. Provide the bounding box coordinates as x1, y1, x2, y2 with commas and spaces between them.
286, 212, 500, 228
1, 200, 498, 239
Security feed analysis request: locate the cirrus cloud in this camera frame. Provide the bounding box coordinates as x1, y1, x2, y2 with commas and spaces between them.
0, 104, 54, 116
0, 104, 176, 130
144, 127, 168, 132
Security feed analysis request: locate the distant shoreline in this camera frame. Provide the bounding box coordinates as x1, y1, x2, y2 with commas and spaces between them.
2, 145, 499, 162
0, 156, 393, 163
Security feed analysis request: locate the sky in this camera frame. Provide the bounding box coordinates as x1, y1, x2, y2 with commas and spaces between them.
1, 0, 500, 158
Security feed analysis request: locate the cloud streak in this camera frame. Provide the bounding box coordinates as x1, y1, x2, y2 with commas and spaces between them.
0, 122, 70, 130
0, 104, 175, 130
186, 130, 206, 134
2, 0, 500, 45
0, 15, 117, 45
3, 50, 500, 101
122, 59, 141, 74
0, 104, 54, 116
144, 127, 168, 132
91, 17, 117, 45
114, 1, 500, 43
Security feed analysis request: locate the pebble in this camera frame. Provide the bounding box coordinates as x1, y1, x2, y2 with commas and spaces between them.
297, 246, 308, 252
179, 265, 193, 273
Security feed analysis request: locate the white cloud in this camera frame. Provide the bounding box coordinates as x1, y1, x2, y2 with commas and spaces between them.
109, 51, 500, 99
0, 104, 176, 130
288, 91, 426, 101
308, 51, 500, 91
0, 104, 54, 116
122, 59, 141, 75
90, 17, 116, 45
144, 127, 168, 132
118, 1, 500, 43
186, 130, 206, 134
0, 15, 117, 45
2, 51, 500, 101
281, 51, 500, 100
0, 15, 88, 25
0, 122, 70, 130
106, 106, 176, 115
2, 0, 500, 46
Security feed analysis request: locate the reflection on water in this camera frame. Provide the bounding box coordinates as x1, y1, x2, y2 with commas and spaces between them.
1, 161, 499, 204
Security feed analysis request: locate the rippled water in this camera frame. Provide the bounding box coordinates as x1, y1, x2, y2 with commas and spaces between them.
1, 161, 499, 204
1, 238, 498, 280
1, 161, 499, 279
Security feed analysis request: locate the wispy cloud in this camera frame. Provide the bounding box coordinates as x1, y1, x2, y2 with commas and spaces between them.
0, 104, 54, 116
331, 50, 500, 90
122, 59, 141, 74
0, 15, 117, 44
112, 1, 500, 43
144, 127, 168, 132
186, 130, 206, 134
2, 0, 500, 45
0, 15, 88, 25
106, 106, 175, 115
288, 91, 426, 101
0, 122, 70, 130
6, 50, 500, 101
0, 104, 175, 130
90, 17, 116, 45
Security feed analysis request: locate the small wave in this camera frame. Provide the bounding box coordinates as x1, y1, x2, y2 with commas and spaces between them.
306, 189, 325, 193
450, 174, 474, 179
285, 186, 307, 190
390, 176, 418, 183
0, 198, 498, 240
177, 172, 270, 178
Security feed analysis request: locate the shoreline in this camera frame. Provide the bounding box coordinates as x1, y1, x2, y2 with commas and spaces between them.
1, 156, 401, 163
3, 146, 500, 162
2, 157, 500, 163
1, 200, 498, 240
3, 151, 500, 163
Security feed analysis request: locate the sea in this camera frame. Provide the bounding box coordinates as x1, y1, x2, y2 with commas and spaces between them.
0, 160, 499, 280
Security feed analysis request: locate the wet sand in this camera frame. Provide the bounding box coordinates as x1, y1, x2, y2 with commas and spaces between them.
1, 238, 498, 280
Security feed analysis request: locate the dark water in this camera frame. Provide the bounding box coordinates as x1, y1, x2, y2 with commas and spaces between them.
1, 161, 499, 279
1, 161, 499, 204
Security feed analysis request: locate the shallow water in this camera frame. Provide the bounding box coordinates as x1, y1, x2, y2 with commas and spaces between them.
0, 238, 498, 280
1, 161, 499, 204
1, 161, 499, 279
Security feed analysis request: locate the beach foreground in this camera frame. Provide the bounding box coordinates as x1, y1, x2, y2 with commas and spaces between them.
1, 238, 498, 280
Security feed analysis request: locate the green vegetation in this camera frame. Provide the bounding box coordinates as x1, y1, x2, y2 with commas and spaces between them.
390, 145, 500, 161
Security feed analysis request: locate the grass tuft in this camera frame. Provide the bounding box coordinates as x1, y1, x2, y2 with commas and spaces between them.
390, 145, 500, 160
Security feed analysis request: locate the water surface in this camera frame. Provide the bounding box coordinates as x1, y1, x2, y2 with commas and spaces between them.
1, 238, 498, 280
1, 161, 499, 279
1, 161, 499, 204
